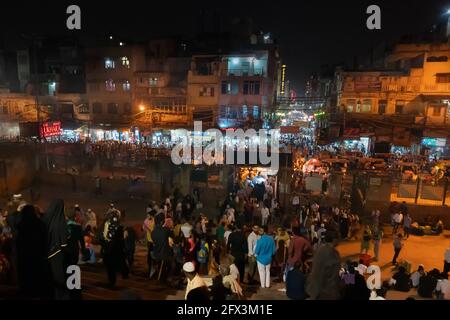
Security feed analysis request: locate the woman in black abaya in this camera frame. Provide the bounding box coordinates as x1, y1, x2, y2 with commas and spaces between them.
16, 205, 51, 299
42, 199, 70, 300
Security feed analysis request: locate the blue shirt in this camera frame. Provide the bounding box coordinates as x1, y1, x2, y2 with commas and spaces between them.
254, 234, 276, 265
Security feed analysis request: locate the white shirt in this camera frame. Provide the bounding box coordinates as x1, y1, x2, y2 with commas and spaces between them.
261, 207, 270, 219
181, 223, 193, 238
247, 231, 260, 256
227, 208, 235, 224
230, 264, 240, 281
224, 230, 232, 244
393, 213, 403, 224
436, 279, 450, 300
410, 271, 423, 287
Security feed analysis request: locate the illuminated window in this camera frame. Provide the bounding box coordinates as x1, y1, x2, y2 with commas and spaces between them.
107, 103, 118, 114
105, 80, 116, 92
253, 106, 260, 118
149, 77, 158, 86
122, 80, 131, 91
346, 99, 356, 112
362, 99, 372, 112
121, 56, 130, 68
199, 86, 214, 97
104, 57, 115, 69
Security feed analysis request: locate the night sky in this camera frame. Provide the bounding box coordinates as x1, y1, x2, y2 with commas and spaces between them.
1, 0, 449, 91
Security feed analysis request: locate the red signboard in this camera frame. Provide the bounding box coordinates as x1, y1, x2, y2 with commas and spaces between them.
40, 121, 61, 138
280, 126, 300, 134
343, 128, 360, 138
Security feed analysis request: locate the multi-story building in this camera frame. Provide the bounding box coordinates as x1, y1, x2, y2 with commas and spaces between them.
334, 42, 450, 155
187, 48, 280, 130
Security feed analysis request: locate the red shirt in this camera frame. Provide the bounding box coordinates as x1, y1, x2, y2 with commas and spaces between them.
287, 235, 311, 268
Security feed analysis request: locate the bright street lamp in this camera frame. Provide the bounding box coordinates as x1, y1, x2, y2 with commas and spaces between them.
139, 105, 145, 112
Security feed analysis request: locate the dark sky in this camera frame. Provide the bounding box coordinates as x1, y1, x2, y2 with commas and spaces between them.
1, 0, 449, 92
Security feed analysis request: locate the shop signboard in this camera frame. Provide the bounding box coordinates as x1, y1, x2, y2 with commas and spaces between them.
354, 81, 381, 92
280, 126, 300, 134
343, 128, 360, 138
40, 121, 61, 138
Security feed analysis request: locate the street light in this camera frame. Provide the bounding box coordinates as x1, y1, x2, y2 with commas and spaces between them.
139, 105, 145, 112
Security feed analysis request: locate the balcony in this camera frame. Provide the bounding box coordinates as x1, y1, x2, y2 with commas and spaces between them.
226, 68, 265, 77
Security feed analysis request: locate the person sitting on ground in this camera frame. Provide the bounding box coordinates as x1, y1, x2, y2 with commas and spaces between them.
410, 264, 425, 288
418, 268, 440, 298
183, 261, 209, 301
219, 264, 244, 299
389, 266, 411, 292
285, 262, 309, 300
342, 261, 370, 300
435, 272, 450, 300
210, 274, 231, 301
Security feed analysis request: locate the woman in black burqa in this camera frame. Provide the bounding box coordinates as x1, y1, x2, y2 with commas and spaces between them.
42, 199, 71, 300
15, 204, 51, 299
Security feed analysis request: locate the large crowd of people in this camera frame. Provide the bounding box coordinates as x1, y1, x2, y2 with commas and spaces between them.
1, 174, 449, 301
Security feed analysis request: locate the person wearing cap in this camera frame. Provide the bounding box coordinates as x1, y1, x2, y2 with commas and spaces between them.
183, 261, 207, 300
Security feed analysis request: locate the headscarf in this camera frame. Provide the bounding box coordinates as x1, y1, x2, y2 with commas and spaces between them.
42, 199, 68, 259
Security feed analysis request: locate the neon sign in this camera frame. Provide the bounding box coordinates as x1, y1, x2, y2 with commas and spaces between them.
40, 121, 61, 138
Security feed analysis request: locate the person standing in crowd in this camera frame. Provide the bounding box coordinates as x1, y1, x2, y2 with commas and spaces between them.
360, 225, 371, 254
66, 210, 87, 266
444, 247, 450, 275
151, 214, 173, 283
227, 224, 248, 283
196, 235, 209, 275
247, 225, 260, 285
403, 213, 412, 239
372, 227, 383, 262
15, 205, 51, 299
392, 233, 403, 265
392, 211, 403, 234
143, 213, 155, 279
84, 209, 97, 232
260, 203, 270, 227
101, 210, 128, 287
42, 199, 70, 300
254, 226, 276, 289
306, 235, 341, 300
287, 227, 311, 272
124, 225, 137, 274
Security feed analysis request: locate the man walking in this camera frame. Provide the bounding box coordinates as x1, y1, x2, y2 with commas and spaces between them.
392, 233, 403, 265
372, 227, 383, 262
247, 225, 260, 284
403, 213, 412, 239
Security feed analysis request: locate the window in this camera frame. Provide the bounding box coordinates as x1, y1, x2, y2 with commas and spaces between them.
105, 80, 116, 92
199, 86, 214, 97
436, 73, 450, 84
123, 103, 132, 115
395, 100, 405, 114
2, 106, 8, 114
378, 100, 387, 115
432, 105, 441, 116
104, 57, 115, 69
122, 80, 131, 91
149, 77, 158, 86
243, 81, 260, 95
92, 103, 102, 114
242, 105, 248, 118
221, 81, 239, 95
426, 56, 448, 62
121, 56, 130, 68
346, 99, 356, 112
253, 106, 260, 118
362, 99, 372, 112
107, 103, 118, 114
